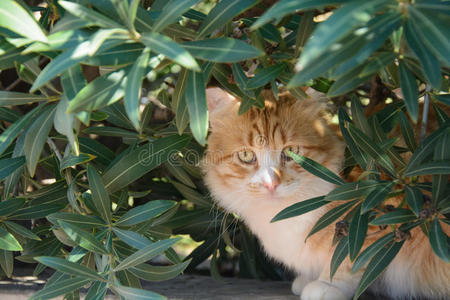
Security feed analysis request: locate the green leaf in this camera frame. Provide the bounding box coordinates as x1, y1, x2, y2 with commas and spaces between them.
348, 206, 369, 261
185, 70, 208, 146
0, 91, 47, 107
330, 236, 348, 280
404, 160, 450, 176
85, 43, 144, 66
152, 0, 201, 33
399, 61, 419, 123
113, 228, 152, 249
87, 165, 112, 224
60, 153, 96, 171
182, 38, 264, 63
58, 220, 108, 254
370, 209, 417, 225
85, 281, 107, 300
79, 137, 115, 166
433, 94, 450, 106
351, 232, 395, 273
251, 0, 351, 29
429, 218, 450, 263
325, 180, 381, 201
59, 1, 123, 29
290, 153, 345, 186
404, 185, 423, 217
272, 196, 328, 222
0, 198, 26, 216
0, 226, 22, 251
404, 21, 441, 89
354, 241, 404, 299
350, 96, 372, 137
115, 200, 176, 226
35, 256, 105, 281
24, 104, 57, 177
3, 221, 40, 241
67, 67, 128, 113
198, 0, 258, 38
8, 203, 64, 220
130, 259, 191, 282
398, 112, 417, 152
47, 212, 106, 229
347, 123, 396, 177
307, 200, 358, 238
124, 48, 150, 131
297, 0, 389, 71
246, 64, 286, 90
114, 284, 166, 300
141, 32, 199, 71
0, 156, 25, 182
83, 126, 138, 139
326, 64, 372, 97
432, 131, 450, 206
114, 238, 180, 271
361, 182, 394, 214
0, 104, 42, 157
0, 0, 47, 42
54, 96, 78, 155
30, 277, 91, 300
0, 249, 13, 277
102, 135, 190, 193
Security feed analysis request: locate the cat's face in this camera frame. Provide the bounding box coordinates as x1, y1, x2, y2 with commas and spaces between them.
202, 88, 344, 214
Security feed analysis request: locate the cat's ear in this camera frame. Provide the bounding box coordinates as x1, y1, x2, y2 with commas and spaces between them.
206, 87, 237, 126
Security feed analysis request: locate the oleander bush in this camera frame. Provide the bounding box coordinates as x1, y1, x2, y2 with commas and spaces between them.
0, 0, 448, 299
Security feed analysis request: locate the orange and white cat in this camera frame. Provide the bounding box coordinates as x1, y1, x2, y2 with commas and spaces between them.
202, 88, 449, 299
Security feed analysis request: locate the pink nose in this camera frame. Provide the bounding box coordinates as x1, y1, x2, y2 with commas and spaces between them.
263, 180, 279, 192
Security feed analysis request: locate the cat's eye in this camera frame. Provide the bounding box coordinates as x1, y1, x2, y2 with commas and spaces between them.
237, 150, 256, 164
281, 145, 300, 161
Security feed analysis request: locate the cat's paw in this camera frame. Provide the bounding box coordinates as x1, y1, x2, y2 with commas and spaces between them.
291, 275, 311, 296
301, 280, 349, 300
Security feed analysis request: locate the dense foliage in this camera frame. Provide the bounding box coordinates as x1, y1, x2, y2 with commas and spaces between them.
0, 0, 448, 299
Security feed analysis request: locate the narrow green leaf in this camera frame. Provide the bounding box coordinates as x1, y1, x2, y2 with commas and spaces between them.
370, 209, 417, 225
24, 104, 57, 177
87, 165, 112, 224
83, 126, 138, 139
8, 203, 64, 220
182, 38, 264, 63
0, 91, 47, 107
60, 153, 96, 171
351, 232, 395, 273
185, 70, 208, 146
398, 112, 417, 152
0, 198, 26, 216
79, 137, 115, 166
246, 64, 286, 90
59, 1, 123, 29
152, 0, 201, 33
35, 256, 105, 281
0, 249, 13, 277
290, 153, 345, 186
113, 228, 152, 250
198, 0, 258, 38
361, 182, 394, 214
429, 218, 450, 263
307, 200, 358, 239
141, 32, 199, 71
102, 135, 190, 193
0, 157, 25, 182
350, 96, 372, 137
67, 67, 128, 113
404, 160, 450, 176
0, 226, 22, 251
433, 94, 450, 106
130, 259, 191, 282
399, 61, 419, 123
325, 180, 381, 201
360, 52, 397, 77
30, 277, 91, 300
0, 0, 47, 42
3, 221, 40, 241
347, 123, 396, 177
272, 196, 328, 222
330, 236, 348, 280
326, 65, 372, 97
85, 281, 107, 300
405, 185, 423, 217
58, 220, 108, 254
47, 212, 106, 229
354, 241, 404, 299
114, 238, 180, 271
54, 96, 79, 155
115, 200, 176, 226
114, 284, 166, 300
348, 206, 369, 260
432, 131, 450, 206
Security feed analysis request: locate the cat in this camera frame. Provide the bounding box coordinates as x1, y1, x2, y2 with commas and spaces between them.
201, 87, 450, 300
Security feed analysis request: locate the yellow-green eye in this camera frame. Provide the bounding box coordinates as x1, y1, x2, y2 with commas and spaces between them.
237, 150, 256, 164
282, 145, 300, 161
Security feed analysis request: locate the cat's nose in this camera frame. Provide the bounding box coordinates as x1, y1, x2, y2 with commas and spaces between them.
262, 167, 281, 192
